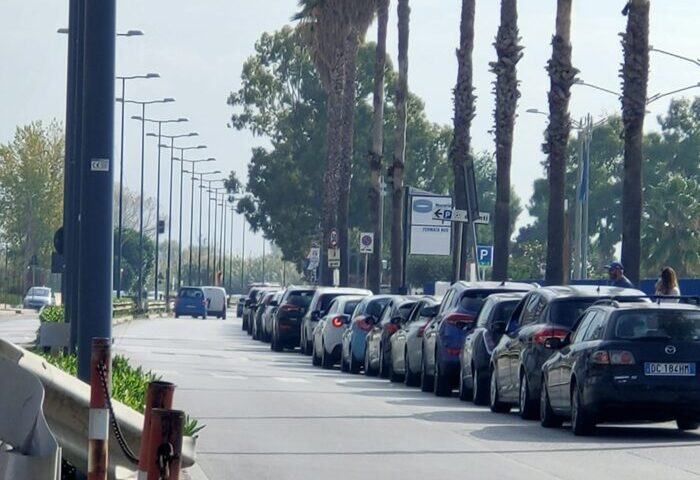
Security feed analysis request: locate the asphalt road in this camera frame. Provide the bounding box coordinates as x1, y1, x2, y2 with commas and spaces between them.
111, 314, 700, 480
0, 310, 39, 346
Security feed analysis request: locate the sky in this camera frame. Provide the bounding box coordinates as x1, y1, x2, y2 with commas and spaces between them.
1, 0, 699, 257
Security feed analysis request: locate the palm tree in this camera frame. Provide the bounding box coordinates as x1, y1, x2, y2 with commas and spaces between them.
449, 0, 476, 282
544, 0, 577, 285
390, 0, 410, 293
490, 0, 523, 281
620, 0, 650, 286
368, 0, 390, 293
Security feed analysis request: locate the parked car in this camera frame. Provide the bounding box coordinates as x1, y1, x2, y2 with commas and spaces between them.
237, 296, 246, 317
340, 295, 397, 373
541, 300, 700, 435
270, 286, 316, 352
245, 287, 276, 335
242, 287, 265, 331
174, 286, 207, 319
421, 281, 536, 396
300, 287, 372, 355
253, 291, 279, 340
364, 297, 418, 378
202, 286, 228, 319
389, 298, 440, 386
489, 285, 646, 419
261, 290, 285, 342
311, 296, 364, 368
23, 286, 55, 310
458, 292, 526, 404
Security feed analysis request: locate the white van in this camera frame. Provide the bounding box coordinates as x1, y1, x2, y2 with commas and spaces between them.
202, 287, 227, 319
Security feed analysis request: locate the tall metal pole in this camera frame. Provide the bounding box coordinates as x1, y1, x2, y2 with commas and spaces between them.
240, 220, 246, 291
212, 193, 219, 285
206, 187, 212, 284
228, 205, 235, 292
197, 176, 204, 285
77, 0, 116, 380
188, 164, 196, 284
262, 238, 266, 283
221, 200, 227, 288
165, 139, 175, 305
581, 114, 592, 279
116, 77, 126, 298
137, 103, 146, 309
573, 123, 584, 280
177, 149, 184, 288
154, 121, 162, 299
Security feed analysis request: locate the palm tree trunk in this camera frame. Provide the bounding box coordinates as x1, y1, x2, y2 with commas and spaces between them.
369, 0, 389, 294
620, 0, 649, 286
450, 0, 476, 282
491, 0, 523, 281
390, 0, 410, 293
544, 0, 577, 285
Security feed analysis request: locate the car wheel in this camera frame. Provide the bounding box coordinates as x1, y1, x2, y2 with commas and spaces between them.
458, 364, 471, 401
379, 346, 389, 379
300, 330, 308, 355
433, 357, 452, 397
341, 353, 349, 373
174, 314, 179, 319
420, 353, 434, 392
202, 314, 207, 320
404, 351, 420, 387
389, 353, 403, 383
472, 366, 489, 406
540, 378, 563, 428
241, 317, 247, 330
571, 382, 595, 436
271, 330, 283, 352
676, 418, 700, 431
312, 344, 321, 366
349, 346, 361, 374
519, 372, 538, 420
364, 346, 378, 377
321, 342, 333, 369
489, 368, 511, 413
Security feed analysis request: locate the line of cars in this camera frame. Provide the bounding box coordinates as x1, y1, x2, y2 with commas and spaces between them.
240, 281, 700, 436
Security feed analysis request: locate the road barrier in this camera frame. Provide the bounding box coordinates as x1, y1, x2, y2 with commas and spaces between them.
0, 339, 196, 479
138, 382, 175, 479
89, 338, 111, 480
0, 352, 61, 479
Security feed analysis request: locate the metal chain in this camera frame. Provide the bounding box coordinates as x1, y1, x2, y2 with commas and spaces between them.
97, 360, 140, 465
157, 442, 178, 480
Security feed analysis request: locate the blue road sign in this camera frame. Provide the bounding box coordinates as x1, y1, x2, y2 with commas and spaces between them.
477, 245, 493, 267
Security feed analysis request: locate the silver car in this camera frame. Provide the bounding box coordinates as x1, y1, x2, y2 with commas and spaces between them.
364, 297, 418, 378
390, 298, 440, 385
300, 287, 372, 355
311, 296, 365, 369
23, 286, 55, 310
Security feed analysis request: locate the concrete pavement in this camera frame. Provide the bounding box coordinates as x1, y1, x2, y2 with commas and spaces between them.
112, 314, 700, 480
0, 311, 39, 347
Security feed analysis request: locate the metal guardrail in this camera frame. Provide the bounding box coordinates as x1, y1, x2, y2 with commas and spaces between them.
0, 340, 196, 479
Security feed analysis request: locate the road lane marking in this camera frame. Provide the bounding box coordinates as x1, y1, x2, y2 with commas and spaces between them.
273, 377, 309, 383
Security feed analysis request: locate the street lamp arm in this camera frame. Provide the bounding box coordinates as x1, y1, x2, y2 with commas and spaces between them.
650, 47, 700, 68
647, 83, 700, 105
574, 79, 621, 99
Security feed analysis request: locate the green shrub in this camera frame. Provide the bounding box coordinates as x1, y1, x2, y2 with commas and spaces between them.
40, 306, 65, 323
40, 353, 203, 437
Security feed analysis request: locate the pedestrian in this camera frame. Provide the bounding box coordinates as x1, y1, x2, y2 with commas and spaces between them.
655, 266, 681, 303
605, 261, 635, 288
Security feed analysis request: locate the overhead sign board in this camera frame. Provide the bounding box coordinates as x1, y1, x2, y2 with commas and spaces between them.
359, 232, 374, 254
409, 194, 452, 256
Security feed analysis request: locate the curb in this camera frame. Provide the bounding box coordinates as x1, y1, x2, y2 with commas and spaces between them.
182, 464, 210, 480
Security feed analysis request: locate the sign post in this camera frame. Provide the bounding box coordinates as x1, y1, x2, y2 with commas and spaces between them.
359, 233, 374, 290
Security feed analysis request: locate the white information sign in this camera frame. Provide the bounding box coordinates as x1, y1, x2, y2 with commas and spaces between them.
409, 195, 452, 256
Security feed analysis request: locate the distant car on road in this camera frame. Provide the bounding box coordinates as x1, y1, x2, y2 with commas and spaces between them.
202, 286, 227, 319
23, 287, 55, 310
312, 295, 364, 368
174, 287, 207, 319
300, 287, 372, 355
262, 291, 285, 342
270, 286, 316, 352
340, 295, 397, 373
237, 297, 246, 317
541, 300, 700, 435
390, 298, 440, 386
364, 297, 418, 379
458, 292, 525, 404
489, 285, 646, 419
253, 291, 280, 341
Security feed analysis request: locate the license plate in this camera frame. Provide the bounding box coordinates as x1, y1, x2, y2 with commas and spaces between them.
644, 362, 696, 376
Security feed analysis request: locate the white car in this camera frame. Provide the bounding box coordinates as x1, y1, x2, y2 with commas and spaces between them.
202, 286, 227, 319
23, 286, 55, 310
311, 296, 366, 368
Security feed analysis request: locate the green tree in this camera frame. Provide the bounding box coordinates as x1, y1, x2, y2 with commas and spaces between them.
114, 228, 154, 295
0, 121, 64, 283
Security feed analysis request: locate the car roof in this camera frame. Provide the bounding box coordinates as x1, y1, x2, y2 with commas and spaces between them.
179, 286, 203, 290
453, 281, 537, 292
285, 285, 316, 292
536, 285, 646, 299
332, 295, 366, 304
315, 287, 372, 295
484, 292, 528, 302
599, 302, 700, 313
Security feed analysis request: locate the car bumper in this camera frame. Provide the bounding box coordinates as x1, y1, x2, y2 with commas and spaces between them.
277, 320, 301, 346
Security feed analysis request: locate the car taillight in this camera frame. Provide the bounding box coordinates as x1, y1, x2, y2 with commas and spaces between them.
386, 323, 399, 336
445, 313, 475, 329
417, 323, 428, 337
533, 327, 570, 345
592, 350, 635, 365
356, 316, 371, 331
332, 316, 344, 328
280, 304, 301, 313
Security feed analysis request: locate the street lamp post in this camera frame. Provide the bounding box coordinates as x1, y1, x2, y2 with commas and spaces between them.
229, 204, 235, 291
193, 173, 222, 285
114, 73, 159, 298
120, 97, 175, 309
180, 162, 216, 285
207, 188, 225, 284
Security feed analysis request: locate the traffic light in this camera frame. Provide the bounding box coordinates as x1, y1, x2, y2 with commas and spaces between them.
157, 220, 165, 234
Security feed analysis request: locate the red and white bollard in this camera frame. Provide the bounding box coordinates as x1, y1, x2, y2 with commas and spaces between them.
138, 381, 175, 480
88, 337, 111, 480
146, 408, 184, 480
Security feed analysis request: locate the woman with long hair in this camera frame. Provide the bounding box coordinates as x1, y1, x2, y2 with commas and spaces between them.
655, 266, 681, 302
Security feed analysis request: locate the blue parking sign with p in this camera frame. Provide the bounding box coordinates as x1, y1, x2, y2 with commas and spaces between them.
477, 245, 493, 267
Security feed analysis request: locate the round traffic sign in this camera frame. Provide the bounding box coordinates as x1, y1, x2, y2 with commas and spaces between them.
329, 228, 338, 247
361, 234, 372, 246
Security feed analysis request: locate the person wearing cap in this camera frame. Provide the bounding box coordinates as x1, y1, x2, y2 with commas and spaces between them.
606, 261, 635, 288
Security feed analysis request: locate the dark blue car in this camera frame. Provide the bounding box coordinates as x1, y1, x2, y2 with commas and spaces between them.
174, 287, 207, 319
421, 281, 536, 396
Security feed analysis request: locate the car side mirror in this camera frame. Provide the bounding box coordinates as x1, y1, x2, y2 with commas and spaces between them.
270, 300, 278, 307
390, 316, 403, 325
311, 310, 320, 321
544, 337, 563, 350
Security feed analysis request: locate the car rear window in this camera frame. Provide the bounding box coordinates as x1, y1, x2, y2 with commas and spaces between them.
29, 288, 50, 297
494, 301, 519, 323
459, 291, 492, 313
287, 290, 314, 307
319, 294, 343, 313
614, 310, 700, 341
549, 299, 595, 327
367, 298, 391, 317
398, 303, 416, 319
344, 300, 361, 315
179, 288, 203, 299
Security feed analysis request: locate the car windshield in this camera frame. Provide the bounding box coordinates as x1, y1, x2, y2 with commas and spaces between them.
287, 290, 314, 307
344, 300, 361, 315
366, 297, 392, 318
494, 301, 519, 323
28, 287, 50, 297
549, 299, 596, 327
459, 291, 492, 313
398, 303, 416, 319
179, 288, 203, 299
614, 310, 700, 341
319, 294, 344, 313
